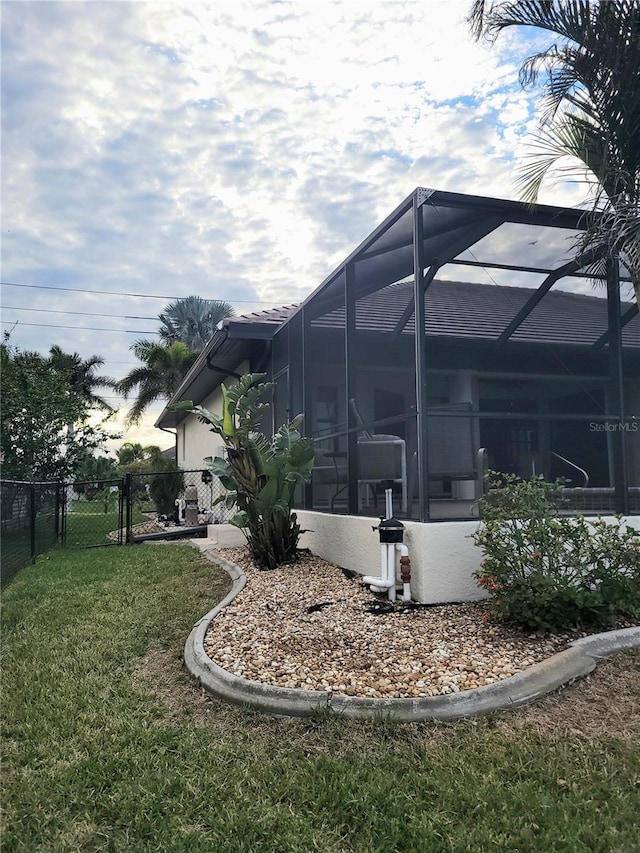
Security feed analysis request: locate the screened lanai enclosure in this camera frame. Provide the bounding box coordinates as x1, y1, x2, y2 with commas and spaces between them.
270, 188, 639, 522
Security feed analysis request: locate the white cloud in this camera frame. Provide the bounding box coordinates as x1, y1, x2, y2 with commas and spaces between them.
1, 0, 598, 453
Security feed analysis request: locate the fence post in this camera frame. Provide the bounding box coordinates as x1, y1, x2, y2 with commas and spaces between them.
118, 478, 125, 545
125, 473, 133, 544
29, 482, 36, 564
54, 481, 61, 543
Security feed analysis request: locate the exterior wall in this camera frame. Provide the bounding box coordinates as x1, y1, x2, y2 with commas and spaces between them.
297, 511, 486, 604
177, 361, 251, 471
297, 511, 640, 605
178, 386, 224, 471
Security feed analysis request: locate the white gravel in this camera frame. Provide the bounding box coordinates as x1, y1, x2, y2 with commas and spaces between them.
203, 548, 576, 699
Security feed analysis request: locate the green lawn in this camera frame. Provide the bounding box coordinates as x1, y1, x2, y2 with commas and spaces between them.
2, 545, 639, 853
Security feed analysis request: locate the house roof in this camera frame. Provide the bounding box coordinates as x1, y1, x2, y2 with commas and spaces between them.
312, 279, 640, 348
156, 279, 638, 429
228, 304, 297, 327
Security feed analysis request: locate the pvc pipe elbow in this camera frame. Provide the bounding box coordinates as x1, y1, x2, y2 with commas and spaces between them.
362, 575, 394, 589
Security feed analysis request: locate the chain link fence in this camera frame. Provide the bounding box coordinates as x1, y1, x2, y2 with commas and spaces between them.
126, 469, 232, 539
1, 468, 233, 578
1, 480, 62, 586
62, 479, 125, 549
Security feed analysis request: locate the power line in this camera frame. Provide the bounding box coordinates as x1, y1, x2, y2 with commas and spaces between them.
0, 280, 276, 303
3, 321, 152, 333
0, 281, 173, 299
2, 305, 158, 321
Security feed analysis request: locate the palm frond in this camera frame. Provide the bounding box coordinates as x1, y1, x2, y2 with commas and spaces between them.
470, 0, 639, 303
157, 295, 235, 351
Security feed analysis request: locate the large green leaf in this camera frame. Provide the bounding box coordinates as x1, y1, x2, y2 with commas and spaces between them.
171, 401, 224, 434
253, 476, 281, 513
230, 510, 248, 530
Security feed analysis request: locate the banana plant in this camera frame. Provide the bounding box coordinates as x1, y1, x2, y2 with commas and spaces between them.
173, 374, 314, 569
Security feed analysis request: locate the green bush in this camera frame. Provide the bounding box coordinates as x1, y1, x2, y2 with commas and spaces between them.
148, 466, 185, 516
474, 473, 640, 632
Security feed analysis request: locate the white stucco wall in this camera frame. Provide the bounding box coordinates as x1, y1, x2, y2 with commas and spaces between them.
296, 511, 640, 605
178, 386, 224, 471
297, 511, 485, 604
178, 362, 251, 471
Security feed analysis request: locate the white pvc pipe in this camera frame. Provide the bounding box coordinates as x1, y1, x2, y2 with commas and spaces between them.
363, 577, 394, 590
362, 489, 410, 599
363, 542, 407, 598
385, 488, 393, 520
387, 543, 396, 601
363, 545, 393, 591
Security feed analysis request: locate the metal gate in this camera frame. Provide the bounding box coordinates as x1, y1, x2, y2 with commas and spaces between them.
124, 469, 230, 542
49, 469, 227, 550
61, 479, 126, 549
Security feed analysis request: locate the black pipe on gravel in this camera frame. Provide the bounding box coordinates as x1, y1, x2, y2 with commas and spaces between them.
132, 525, 207, 544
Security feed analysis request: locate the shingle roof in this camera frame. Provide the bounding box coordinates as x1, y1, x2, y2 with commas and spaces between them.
311, 280, 640, 348
227, 304, 298, 326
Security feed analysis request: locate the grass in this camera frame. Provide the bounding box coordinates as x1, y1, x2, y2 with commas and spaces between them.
2, 545, 639, 853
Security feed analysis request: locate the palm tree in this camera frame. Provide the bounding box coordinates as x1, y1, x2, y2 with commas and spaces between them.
116, 441, 164, 470
49, 346, 116, 413
115, 340, 198, 424
117, 442, 147, 467
158, 296, 235, 352
469, 0, 640, 302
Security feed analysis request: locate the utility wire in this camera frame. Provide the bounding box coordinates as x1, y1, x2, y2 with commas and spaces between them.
0, 280, 275, 303
3, 321, 153, 333
2, 305, 158, 321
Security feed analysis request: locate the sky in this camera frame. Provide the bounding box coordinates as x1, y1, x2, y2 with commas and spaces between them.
1, 0, 595, 454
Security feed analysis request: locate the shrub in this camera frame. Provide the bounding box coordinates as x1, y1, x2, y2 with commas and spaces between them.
474, 473, 640, 632
148, 466, 185, 516
174, 374, 314, 569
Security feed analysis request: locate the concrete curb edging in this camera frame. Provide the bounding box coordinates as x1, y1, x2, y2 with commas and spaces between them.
185, 547, 640, 721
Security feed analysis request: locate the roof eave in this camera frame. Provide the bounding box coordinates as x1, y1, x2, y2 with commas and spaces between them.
154, 318, 285, 429
154, 328, 228, 429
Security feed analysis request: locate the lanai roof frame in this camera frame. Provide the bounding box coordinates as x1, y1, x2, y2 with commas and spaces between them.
294, 187, 634, 519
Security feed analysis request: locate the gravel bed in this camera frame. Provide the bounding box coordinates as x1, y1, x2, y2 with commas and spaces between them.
203, 549, 580, 699
107, 520, 164, 541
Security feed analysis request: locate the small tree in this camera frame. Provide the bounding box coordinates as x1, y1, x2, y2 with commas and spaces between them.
174, 374, 315, 569
0, 342, 112, 482
115, 443, 180, 515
